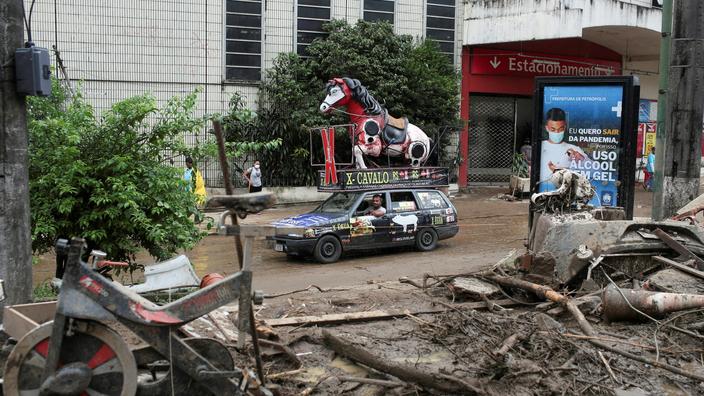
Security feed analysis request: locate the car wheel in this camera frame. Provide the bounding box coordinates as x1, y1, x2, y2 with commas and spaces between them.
314, 235, 342, 264
416, 228, 438, 251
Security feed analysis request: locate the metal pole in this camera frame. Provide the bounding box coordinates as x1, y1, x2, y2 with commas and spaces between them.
212, 120, 244, 268
652, 0, 704, 219
0, 0, 33, 322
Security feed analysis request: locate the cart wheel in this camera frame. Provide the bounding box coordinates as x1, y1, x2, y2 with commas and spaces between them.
3, 321, 137, 396
416, 228, 438, 251
314, 235, 342, 264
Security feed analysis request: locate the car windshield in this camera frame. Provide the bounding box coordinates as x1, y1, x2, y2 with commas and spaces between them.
315, 192, 361, 213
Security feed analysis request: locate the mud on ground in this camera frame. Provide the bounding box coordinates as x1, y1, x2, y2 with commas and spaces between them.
239, 276, 704, 396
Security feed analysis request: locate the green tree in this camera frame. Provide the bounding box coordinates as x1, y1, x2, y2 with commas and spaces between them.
256, 20, 460, 185
27, 80, 206, 265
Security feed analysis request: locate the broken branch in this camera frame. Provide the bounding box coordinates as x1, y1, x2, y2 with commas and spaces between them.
485, 275, 596, 336
322, 330, 484, 395
336, 376, 405, 388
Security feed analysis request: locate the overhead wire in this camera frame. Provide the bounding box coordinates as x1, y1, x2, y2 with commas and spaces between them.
20, 0, 37, 45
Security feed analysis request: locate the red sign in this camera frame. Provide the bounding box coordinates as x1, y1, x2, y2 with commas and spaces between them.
471, 48, 621, 78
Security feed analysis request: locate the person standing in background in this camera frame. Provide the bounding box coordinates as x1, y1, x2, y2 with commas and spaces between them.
184, 157, 207, 205
244, 160, 263, 193
646, 146, 656, 191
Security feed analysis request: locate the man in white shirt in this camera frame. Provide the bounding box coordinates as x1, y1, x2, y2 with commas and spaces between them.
365, 194, 386, 217
539, 108, 590, 191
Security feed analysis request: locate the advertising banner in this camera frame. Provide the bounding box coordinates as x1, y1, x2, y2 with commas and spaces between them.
318, 167, 449, 192
531, 77, 639, 219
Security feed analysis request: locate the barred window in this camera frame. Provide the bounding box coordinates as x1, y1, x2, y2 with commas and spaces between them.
425, 0, 455, 60
363, 0, 394, 25
297, 0, 331, 56
225, 0, 262, 81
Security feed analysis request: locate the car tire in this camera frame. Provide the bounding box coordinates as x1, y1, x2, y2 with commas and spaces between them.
416, 228, 438, 251
314, 235, 342, 264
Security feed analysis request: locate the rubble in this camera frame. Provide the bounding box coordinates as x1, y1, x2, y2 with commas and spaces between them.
236, 259, 704, 395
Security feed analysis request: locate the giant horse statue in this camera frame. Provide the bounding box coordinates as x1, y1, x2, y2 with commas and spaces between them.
319, 77, 431, 169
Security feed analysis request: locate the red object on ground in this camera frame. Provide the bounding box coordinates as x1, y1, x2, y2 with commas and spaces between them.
200, 273, 224, 288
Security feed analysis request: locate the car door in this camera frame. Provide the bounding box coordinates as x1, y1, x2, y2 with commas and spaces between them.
348, 192, 389, 248
387, 190, 421, 245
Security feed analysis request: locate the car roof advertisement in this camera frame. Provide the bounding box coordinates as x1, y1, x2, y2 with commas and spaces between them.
318, 167, 449, 192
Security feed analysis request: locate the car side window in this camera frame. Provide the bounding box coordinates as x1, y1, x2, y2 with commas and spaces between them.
389, 191, 418, 213
416, 191, 448, 210
355, 193, 381, 215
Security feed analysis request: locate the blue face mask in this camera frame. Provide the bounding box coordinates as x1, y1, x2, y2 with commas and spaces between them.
548, 131, 564, 143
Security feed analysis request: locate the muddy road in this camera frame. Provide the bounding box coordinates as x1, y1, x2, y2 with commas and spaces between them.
33, 187, 658, 294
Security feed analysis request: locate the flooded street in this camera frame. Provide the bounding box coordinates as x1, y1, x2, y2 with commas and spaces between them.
33, 187, 659, 294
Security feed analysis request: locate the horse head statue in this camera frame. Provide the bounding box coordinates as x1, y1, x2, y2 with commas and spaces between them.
320, 77, 430, 169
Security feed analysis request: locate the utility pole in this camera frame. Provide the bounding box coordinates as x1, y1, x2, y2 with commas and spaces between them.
652, 0, 704, 220
0, 0, 33, 321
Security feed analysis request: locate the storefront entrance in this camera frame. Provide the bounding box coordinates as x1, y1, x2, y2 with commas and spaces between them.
468, 95, 532, 184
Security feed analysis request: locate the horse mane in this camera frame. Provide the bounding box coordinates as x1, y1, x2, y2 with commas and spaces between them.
342, 78, 384, 116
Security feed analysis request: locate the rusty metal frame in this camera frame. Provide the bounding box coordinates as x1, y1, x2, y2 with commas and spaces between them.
41, 238, 256, 395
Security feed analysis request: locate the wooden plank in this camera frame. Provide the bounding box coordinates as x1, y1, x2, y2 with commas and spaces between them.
262, 299, 518, 327
3, 301, 57, 340
653, 256, 704, 280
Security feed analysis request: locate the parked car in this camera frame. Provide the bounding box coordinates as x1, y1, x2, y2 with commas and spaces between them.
271, 188, 458, 263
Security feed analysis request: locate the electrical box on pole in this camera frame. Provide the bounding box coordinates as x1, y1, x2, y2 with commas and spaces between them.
15, 45, 51, 97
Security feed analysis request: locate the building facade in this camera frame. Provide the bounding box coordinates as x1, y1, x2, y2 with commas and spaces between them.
26, 0, 665, 188
458, 0, 664, 187
26, 0, 463, 185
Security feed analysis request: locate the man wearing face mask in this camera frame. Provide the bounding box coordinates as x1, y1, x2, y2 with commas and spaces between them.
244, 160, 263, 193
539, 108, 590, 190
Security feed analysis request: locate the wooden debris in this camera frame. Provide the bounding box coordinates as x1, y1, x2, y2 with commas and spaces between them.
336, 375, 404, 388
598, 351, 619, 384
265, 284, 351, 299
493, 331, 530, 358
322, 330, 484, 395
267, 369, 306, 380
258, 338, 302, 368
485, 275, 596, 336
263, 299, 518, 327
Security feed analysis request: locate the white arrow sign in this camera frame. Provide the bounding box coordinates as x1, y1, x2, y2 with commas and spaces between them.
489, 56, 501, 69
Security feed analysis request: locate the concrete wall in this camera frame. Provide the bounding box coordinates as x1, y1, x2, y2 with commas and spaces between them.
624, 59, 660, 100
28, 0, 463, 186
464, 0, 661, 46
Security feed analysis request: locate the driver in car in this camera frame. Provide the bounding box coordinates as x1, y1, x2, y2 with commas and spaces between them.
364, 194, 386, 218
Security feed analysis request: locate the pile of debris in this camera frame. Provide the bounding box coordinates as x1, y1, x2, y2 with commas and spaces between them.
204, 248, 704, 395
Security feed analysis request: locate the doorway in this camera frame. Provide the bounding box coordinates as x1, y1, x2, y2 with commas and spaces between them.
468, 95, 533, 184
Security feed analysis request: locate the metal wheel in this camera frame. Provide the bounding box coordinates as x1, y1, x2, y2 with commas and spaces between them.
314, 235, 342, 264
136, 337, 235, 396
416, 228, 438, 251
3, 320, 137, 396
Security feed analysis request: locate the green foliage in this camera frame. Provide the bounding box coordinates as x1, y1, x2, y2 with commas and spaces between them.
198, 93, 283, 178
27, 79, 207, 265
255, 20, 460, 185
33, 280, 58, 302
512, 153, 529, 178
